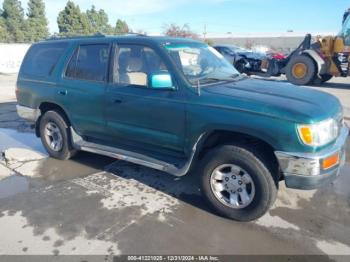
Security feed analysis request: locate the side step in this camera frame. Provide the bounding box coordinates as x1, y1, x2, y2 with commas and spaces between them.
70, 127, 202, 177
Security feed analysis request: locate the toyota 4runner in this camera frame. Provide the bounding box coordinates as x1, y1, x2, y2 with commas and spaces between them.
16, 35, 349, 221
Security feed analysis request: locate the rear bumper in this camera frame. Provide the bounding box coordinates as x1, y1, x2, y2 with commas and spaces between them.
16, 105, 41, 122
275, 126, 348, 190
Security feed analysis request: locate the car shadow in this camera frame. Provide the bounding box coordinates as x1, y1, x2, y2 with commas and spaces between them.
105, 159, 211, 212
312, 82, 350, 90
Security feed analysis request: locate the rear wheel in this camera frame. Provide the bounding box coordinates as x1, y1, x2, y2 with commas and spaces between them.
199, 144, 278, 221
286, 55, 316, 86
39, 111, 77, 160
320, 74, 333, 83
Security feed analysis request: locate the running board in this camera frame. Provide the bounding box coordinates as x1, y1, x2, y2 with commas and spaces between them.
70, 127, 203, 177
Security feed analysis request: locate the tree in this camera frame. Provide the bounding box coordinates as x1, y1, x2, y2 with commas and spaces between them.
0, 15, 10, 42
164, 23, 198, 39
26, 0, 49, 42
1, 0, 26, 42
57, 1, 91, 36
86, 5, 113, 34
114, 19, 129, 35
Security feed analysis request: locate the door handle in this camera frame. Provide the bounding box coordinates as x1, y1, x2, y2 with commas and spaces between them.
113, 99, 122, 104
58, 90, 67, 96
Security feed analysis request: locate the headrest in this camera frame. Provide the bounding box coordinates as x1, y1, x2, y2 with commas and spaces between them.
127, 57, 143, 72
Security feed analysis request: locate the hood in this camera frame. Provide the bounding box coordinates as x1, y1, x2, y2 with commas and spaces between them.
202, 78, 342, 123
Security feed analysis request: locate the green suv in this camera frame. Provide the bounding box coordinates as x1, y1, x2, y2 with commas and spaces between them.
16, 35, 348, 221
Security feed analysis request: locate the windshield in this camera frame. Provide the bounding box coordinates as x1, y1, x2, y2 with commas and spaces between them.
227, 45, 246, 52
340, 15, 350, 45
164, 43, 240, 85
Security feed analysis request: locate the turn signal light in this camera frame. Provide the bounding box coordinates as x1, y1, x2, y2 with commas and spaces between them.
299, 127, 313, 144
322, 153, 340, 170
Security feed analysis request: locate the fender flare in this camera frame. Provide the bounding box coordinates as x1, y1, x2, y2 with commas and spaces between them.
302, 50, 327, 76
35, 102, 71, 137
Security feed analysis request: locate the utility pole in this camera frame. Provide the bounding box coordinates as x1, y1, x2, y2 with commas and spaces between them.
203, 24, 207, 40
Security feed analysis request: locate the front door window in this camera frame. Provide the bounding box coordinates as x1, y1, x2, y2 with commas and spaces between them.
114, 44, 169, 87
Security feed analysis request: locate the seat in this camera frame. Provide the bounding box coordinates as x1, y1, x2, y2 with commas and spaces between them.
126, 57, 148, 86
118, 54, 148, 86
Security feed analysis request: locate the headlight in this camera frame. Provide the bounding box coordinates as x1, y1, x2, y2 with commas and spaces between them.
297, 118, 338, 147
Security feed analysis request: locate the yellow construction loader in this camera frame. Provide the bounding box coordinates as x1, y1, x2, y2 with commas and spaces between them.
264, 9, 350, 85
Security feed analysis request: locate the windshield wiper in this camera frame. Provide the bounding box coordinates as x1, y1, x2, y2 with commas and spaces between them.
199, 77, 224, 84
230, 73, 240, 78
199, 74, 241, 84
191, 72, 242, 86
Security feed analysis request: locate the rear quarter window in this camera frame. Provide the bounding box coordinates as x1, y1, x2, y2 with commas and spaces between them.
20, 42, 68, 78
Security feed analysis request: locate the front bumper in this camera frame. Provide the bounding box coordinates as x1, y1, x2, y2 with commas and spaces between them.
275, 126, 349, 190
16, 105, 41, 122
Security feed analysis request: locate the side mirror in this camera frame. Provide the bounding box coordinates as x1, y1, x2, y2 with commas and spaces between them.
150, 73, 175, 90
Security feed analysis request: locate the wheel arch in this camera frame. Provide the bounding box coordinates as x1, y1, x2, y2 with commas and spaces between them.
35, 102, 71, 137
301, 49, 327, 76
195, 129, 281, 181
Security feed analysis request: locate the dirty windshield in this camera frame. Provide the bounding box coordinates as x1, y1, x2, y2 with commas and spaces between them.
164, 43, 240, 85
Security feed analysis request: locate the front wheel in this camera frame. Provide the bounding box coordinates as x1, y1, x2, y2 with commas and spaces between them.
199, 144, 278, 221
286, 55, 316, 86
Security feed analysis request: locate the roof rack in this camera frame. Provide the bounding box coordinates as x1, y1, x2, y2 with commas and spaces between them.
47, 32, 148, 41
124, 32, 148, 37
47, 33, 106, 41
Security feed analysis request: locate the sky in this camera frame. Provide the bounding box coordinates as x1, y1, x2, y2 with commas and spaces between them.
3, 0, 350, 36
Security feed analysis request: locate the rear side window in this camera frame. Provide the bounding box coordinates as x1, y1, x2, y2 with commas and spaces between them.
21, 42, 68, 77
65, 44, 110, 82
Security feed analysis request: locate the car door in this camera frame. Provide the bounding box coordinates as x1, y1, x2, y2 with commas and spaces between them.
58, 43, 111, 138
105, 43, 186, 153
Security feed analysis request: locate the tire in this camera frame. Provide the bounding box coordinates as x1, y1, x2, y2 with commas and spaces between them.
312, 74, 333, 85
199, 144, 278, 222
286, 55, 316, 86
320, 74, 333, 83
39, 110, 77, 160
234, 60, 246, 74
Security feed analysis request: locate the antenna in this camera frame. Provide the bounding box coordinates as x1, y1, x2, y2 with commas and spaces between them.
203, 24, 207, 40
196, 80, 201, 96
